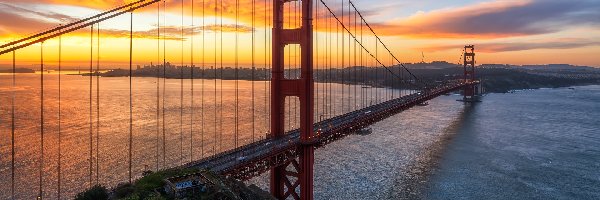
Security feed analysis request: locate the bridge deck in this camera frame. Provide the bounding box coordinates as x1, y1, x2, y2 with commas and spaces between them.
184, 81, 476, 180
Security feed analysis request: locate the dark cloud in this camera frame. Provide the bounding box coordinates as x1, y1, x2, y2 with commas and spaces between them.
0, 2, 77, 22
419, 38, 600, 52
0, 2, 77, 38
0, 2, 79, 35
373, 0, 600, 38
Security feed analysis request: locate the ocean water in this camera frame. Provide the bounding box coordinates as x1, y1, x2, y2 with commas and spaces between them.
2, 72, 598, 199
425, 85, 600, 199
249, 86, 600, 200
0, 73, 405, 199
248, 92, 467, 199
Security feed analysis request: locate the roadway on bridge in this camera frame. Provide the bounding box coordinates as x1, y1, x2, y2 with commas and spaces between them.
185, 81, 474, 178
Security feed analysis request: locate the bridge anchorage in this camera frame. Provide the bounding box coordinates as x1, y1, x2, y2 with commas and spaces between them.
460, 45, 482, 102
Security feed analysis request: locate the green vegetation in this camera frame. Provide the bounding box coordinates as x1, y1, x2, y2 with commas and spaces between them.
75, 168, 274, 200
75, 185, 109, 200
119, 168, 201, 199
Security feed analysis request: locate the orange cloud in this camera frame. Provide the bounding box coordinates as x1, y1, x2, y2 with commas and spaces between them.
98, 24, 254, 41
0, 0, 262, 43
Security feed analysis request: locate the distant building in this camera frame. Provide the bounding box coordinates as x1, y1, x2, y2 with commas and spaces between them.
164, 172, 211, 198
480, 64, 509, 69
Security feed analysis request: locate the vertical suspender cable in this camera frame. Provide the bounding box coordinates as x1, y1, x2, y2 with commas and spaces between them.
11, 50, 16, 200
156, 0, 160, 171
353, 5, 357, 110
251, 0, 255, 142
341, 0, 344, 114
335, 17, 338, 116
287, 2, 291, 131
89, 24, 93, 188
347, 0, 351, 111
400, 59, 403, 97
347, 1, 351, 109
180, 0, 184, 165
268, 0, 272, 136
347, 0, 350, 112
191, 0, 195, 162
128, 10, 133, 184
375, 40, 378, 103
201, 0, 205, 158
235, 0, 239, 150
392, 55, 395, 98
57, 35, 62, 199
219, 0, 223, 152
326, 9, 329, 117
358, 12, 362, 106
213, 0, 218, 155
39, 41, 44, 200
325, 3, 329, 119
327, 13, 337, 117
96, 22, 101, 185
315, 0, 319, 122
264, 0, 268, 138
162, 0, 167, 169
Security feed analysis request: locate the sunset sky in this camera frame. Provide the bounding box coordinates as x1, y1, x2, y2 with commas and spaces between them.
0, 0, 599, 68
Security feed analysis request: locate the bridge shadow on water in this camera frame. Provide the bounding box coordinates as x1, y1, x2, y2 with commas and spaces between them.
387, 101, 478, 199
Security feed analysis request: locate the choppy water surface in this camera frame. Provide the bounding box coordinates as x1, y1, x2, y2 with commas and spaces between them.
426, 86, 600, 199
248, 93, 466, 199
2, 73, 598, 199
249, 86, 600, 199
0, 73, 410, 199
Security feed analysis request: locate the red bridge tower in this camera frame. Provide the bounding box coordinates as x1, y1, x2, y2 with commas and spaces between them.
271, 0, 314, 199
462, 45, 480, 102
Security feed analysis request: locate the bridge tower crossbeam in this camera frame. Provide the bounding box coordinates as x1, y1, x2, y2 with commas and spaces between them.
270, 0, 314, 199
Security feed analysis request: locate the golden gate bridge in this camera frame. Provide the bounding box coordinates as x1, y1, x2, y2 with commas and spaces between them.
0, 0, 479, 199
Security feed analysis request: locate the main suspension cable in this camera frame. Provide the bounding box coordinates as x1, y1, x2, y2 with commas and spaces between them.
348, 0, 424, 87
320, 0, 407, 87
